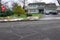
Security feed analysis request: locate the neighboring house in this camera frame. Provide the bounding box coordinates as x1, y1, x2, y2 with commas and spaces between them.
27, 2, 57, 14
57, 0, 60, 5
57, 6, 60, 13
28, 2, 45, 13
25, 6, 28, 12
44, 3, 57, 14
57, 0, 60, 13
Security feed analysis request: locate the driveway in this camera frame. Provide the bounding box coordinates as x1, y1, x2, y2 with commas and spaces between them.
40, 15, 60, 20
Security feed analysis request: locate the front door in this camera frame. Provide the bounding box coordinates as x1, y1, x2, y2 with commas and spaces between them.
39, 9, 44, 14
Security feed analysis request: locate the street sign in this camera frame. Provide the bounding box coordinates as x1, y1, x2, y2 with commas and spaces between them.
1, 5, 6, 12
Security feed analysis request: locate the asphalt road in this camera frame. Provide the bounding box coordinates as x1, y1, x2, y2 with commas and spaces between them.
0, 15, 60, 40
0, 20, 60, 40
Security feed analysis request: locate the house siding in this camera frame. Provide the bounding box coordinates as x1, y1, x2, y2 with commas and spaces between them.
57, 6, 60, 13
28, 9, 39, 13
27, 2, 57, 14
44, 3, 57, 13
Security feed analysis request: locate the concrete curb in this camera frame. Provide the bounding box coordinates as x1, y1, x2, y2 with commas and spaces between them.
0, 16, 40, 22
0, 19, 40, 22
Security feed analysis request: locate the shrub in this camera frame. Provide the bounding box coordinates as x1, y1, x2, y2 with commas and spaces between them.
13, 3, 25, 16
26, 14, 32, 17
0, 10, 13, 17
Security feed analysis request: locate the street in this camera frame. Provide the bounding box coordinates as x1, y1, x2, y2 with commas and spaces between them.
0, 15, 60, 40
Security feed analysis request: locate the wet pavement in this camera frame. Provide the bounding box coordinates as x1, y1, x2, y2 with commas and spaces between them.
0, 15, 60, 40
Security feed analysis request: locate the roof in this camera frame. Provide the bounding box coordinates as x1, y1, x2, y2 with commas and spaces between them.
45, 3, 57, 9
57, 0, 60, 4
46, 3, 56, 5
28, 2, 45, 5
45, 3, 56, 6
57, 6, 60, 10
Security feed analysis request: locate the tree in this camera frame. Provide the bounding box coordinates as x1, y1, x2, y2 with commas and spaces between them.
13, 3, 25, 16
23, 0, 26, 9
0, 5, 13, 17
19, 0, 28, 9
0, 9, 13, 17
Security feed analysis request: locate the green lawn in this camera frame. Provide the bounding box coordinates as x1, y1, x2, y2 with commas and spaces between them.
18, 14, 27, 18
31, 13, 42, 17
11, 14, 27, 19
8, 13, 43, 19
0, 13, 43, 19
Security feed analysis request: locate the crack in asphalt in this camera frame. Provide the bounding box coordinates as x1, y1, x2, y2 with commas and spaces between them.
0, 20, 60, 40
9, 20, 60, 40
10, 25, 39, 39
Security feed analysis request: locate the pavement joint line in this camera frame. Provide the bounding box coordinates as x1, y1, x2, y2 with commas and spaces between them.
20, 32, 39, 40
11, 27, 39, 39
10, 25, 24, 39
19, 29, 40, 39
10, 29, 24, 39
10, 24, 40, 39
10, 24, 39, 39
10, 28, 39, 40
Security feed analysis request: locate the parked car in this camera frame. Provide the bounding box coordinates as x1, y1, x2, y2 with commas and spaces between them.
49, 12, 58, 15
45, 13, 50, 15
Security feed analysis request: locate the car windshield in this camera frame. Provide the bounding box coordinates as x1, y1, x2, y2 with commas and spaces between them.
0, 0, 60, 40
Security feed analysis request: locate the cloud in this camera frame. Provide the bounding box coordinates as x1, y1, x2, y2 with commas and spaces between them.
1, 0, 59, 7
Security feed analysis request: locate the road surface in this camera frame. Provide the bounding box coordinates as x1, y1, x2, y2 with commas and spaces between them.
0, 15, 60, 40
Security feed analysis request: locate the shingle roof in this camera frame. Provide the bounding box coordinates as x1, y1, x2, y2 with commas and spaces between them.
28, 2, 45, 5
45, 3, 57, 8
46, 3, 56, 6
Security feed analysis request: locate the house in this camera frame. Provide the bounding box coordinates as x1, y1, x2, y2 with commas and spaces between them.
27, 2, 57, 14
57, 0, 60, 5
28, 2, 45, 14
57, 6, 60, 13
44, 3, 57, 14
57, 0, 60, 13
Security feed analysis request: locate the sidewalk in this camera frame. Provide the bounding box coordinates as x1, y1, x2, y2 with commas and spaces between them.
0, 16, 40, 22
0, 18, 24, 22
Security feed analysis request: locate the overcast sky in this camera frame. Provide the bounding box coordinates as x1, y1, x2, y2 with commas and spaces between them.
28, 0, 59, 5
1, 0, 59, 7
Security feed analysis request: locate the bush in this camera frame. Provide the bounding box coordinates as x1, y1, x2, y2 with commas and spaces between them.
6, 10, 14, 16
26, 14, 32, 17
0, 10, 14, 17
13, 4, 25, 16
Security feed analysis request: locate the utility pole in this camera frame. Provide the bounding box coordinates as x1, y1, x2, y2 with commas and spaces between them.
23, 0, 25, 9
0, 0, 1, 13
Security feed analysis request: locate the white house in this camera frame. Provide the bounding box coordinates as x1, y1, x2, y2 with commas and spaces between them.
57, 0, 60, 13
44, 3, 57, 14
57, 6, 60, 13
27, 2, 57, 14
28, 2, 45, 14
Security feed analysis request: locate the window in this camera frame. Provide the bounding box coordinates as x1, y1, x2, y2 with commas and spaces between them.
29, 5, 36, 7
33, 5, 36, 7
30, 9, 36, 12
